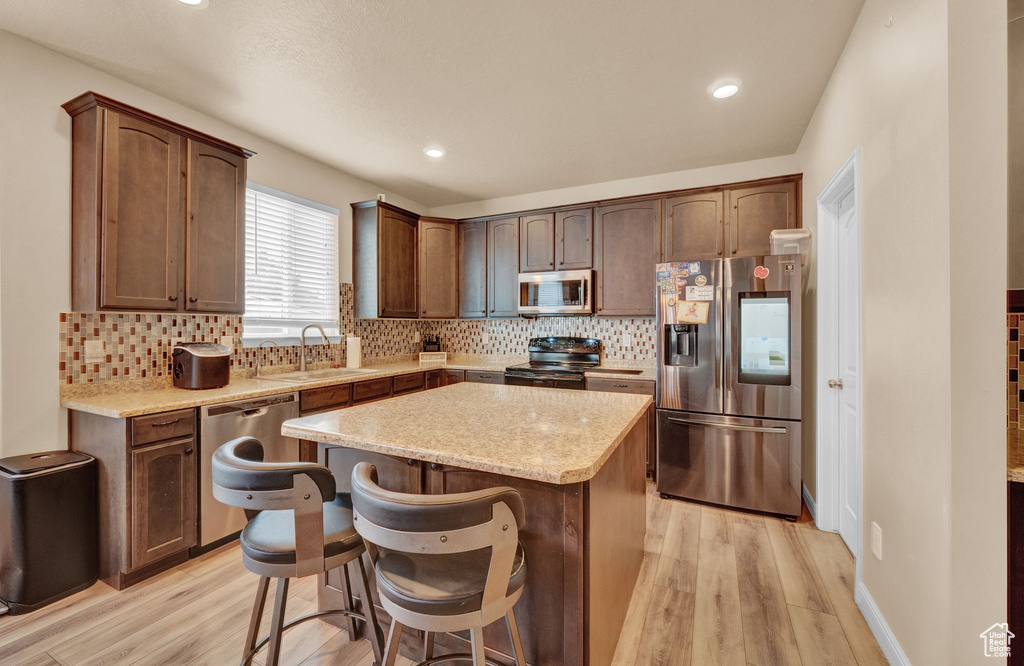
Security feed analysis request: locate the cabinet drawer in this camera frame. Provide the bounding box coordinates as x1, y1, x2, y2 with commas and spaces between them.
393, 372, 425, 394
466, 370, 505, 385
131, 409, 196, 446
300, 385, 352, 413
352, 377, 393, 403
586, 377, 655, 395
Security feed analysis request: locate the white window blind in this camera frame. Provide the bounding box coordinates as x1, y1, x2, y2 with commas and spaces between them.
243, 182, 340, 344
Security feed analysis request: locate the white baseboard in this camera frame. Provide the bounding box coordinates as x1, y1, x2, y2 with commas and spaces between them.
855, 581, 910, 666
802, 483, 817, 522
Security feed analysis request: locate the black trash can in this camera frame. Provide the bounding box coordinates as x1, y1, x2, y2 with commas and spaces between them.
0, 450, 98, 614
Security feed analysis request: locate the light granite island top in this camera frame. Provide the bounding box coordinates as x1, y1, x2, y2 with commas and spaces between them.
281, 382, 652, 484
291, 381, 650, 666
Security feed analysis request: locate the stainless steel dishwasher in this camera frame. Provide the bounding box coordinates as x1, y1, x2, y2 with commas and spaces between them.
198, 392, 300, 548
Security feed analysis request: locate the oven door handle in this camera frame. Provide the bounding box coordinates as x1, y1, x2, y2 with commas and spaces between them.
666, 417, 788, 434
506, 372, 554, 381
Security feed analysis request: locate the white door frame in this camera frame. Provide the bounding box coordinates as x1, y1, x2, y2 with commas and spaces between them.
815, 148, 863, 571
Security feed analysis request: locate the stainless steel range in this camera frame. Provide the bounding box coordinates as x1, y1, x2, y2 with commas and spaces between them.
504, 337, 601, 390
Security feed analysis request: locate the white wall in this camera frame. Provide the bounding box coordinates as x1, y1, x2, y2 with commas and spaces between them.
0, 29, 426, 458
797, 0, 1007, 662
427, 155, 801, 219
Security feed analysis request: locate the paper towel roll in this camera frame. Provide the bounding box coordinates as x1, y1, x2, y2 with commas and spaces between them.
346, 337, 361, 368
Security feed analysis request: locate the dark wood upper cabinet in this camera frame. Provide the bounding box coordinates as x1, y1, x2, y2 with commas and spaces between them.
594, 200, 660, 317
487, 217, 520, 318
418, 217, 458, 318
555, 208, 593, 270
662, 191, 725, 262
185, 141, 246, 313
519, 213, 555, 272
100, 112, 185, 311
63, 92, 251, 314
353, 201, 418, 319
459, 221, 488, 318
726, 180, 799, 257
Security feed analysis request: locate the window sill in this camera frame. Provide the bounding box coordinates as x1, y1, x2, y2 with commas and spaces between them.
242, 332, 344, 348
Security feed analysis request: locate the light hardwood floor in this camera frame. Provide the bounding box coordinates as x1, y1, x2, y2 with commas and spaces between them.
0, 484, 887, 666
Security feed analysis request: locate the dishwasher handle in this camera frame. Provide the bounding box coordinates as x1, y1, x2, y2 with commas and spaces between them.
241, 407, 269, 418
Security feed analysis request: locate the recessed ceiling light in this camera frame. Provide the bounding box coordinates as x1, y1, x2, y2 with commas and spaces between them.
424, 148, 444, 158
708, 78, 741, 99
177, 0, 206, 6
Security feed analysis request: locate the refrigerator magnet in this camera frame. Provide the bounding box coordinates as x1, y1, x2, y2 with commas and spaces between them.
687, 262, 701, 274
685, 286, 714, 301
694, 275, 707, 287
676, 301, 710, 325
754, 265, 770, 279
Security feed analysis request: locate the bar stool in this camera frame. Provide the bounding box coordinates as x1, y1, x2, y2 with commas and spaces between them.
349, 461, 528, 666
211, 437, 385, 666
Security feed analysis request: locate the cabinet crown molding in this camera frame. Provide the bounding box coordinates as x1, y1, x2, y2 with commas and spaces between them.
62, 91, 255, 159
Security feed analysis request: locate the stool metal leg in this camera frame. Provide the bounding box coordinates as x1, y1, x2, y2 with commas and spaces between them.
505, 609, 526, 666
266, 578, 290, 666
383, 620, 404, 666
423, 631, 435, 661
354, 554, 384, 664
339, 561, 358, 641
243, 576, 271, 662
470, 627, 486, 666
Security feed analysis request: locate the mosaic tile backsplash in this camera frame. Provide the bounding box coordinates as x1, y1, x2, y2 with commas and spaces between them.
59, 284, 655, 385
1011, 311, 1021, 430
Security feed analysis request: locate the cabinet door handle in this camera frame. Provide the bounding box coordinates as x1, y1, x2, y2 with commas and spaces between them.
151, 418, 182, 427
189, 297, 198, 303
168, 295, 178, 302
612, 384, 628, 388
184, 448, 194, 455
430, 463, 440, 471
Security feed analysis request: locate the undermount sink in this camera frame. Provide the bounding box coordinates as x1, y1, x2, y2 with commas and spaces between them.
589, 368, 645, 375
257, 367, 378, 383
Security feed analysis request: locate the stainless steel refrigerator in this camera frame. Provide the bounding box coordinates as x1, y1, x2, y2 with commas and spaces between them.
655, 255, 802, 517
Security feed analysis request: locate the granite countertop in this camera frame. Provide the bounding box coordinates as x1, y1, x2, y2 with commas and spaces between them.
282, 382, 652, 484
1009, 429, 1024, 482
60, 357, 519, 418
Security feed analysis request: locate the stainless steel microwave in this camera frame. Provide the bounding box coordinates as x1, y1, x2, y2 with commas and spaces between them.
517, 270, 593, 315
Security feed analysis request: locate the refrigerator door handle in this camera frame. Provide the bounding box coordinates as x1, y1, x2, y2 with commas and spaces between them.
666, 417, 788, 435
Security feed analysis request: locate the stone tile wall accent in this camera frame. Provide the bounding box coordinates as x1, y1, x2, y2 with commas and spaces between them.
60, 283, 655, 384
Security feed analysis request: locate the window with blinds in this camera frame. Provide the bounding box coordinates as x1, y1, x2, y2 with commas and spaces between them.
243, 182, 340, 344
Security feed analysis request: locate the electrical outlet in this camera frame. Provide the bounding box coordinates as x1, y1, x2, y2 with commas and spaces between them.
219, 336, 233, 350
871, 522, 882, 560
482, 331, 490, 344
622, 333, 633, 347
84, 340, 105, 363
413, 331, 421, 342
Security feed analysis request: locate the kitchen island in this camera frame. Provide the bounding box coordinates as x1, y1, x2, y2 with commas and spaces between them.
282, 382, 651, 666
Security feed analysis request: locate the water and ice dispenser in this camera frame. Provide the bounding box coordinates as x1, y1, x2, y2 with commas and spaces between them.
665, 324, 698, 366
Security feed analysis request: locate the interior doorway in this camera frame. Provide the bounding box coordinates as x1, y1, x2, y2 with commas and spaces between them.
815, 149, 864, 569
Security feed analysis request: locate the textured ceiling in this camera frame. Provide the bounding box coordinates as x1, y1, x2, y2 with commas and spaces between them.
0, 0, 864, 207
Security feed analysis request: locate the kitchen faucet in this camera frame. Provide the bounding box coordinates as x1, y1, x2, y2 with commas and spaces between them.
300, 324, 344, 371
254, 340, 279, 377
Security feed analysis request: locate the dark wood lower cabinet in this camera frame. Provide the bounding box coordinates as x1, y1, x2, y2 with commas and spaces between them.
1010, 481, 1024, 665
315, 416, 647, 666
71, 409, 200, 589
130, 438, 196, 569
